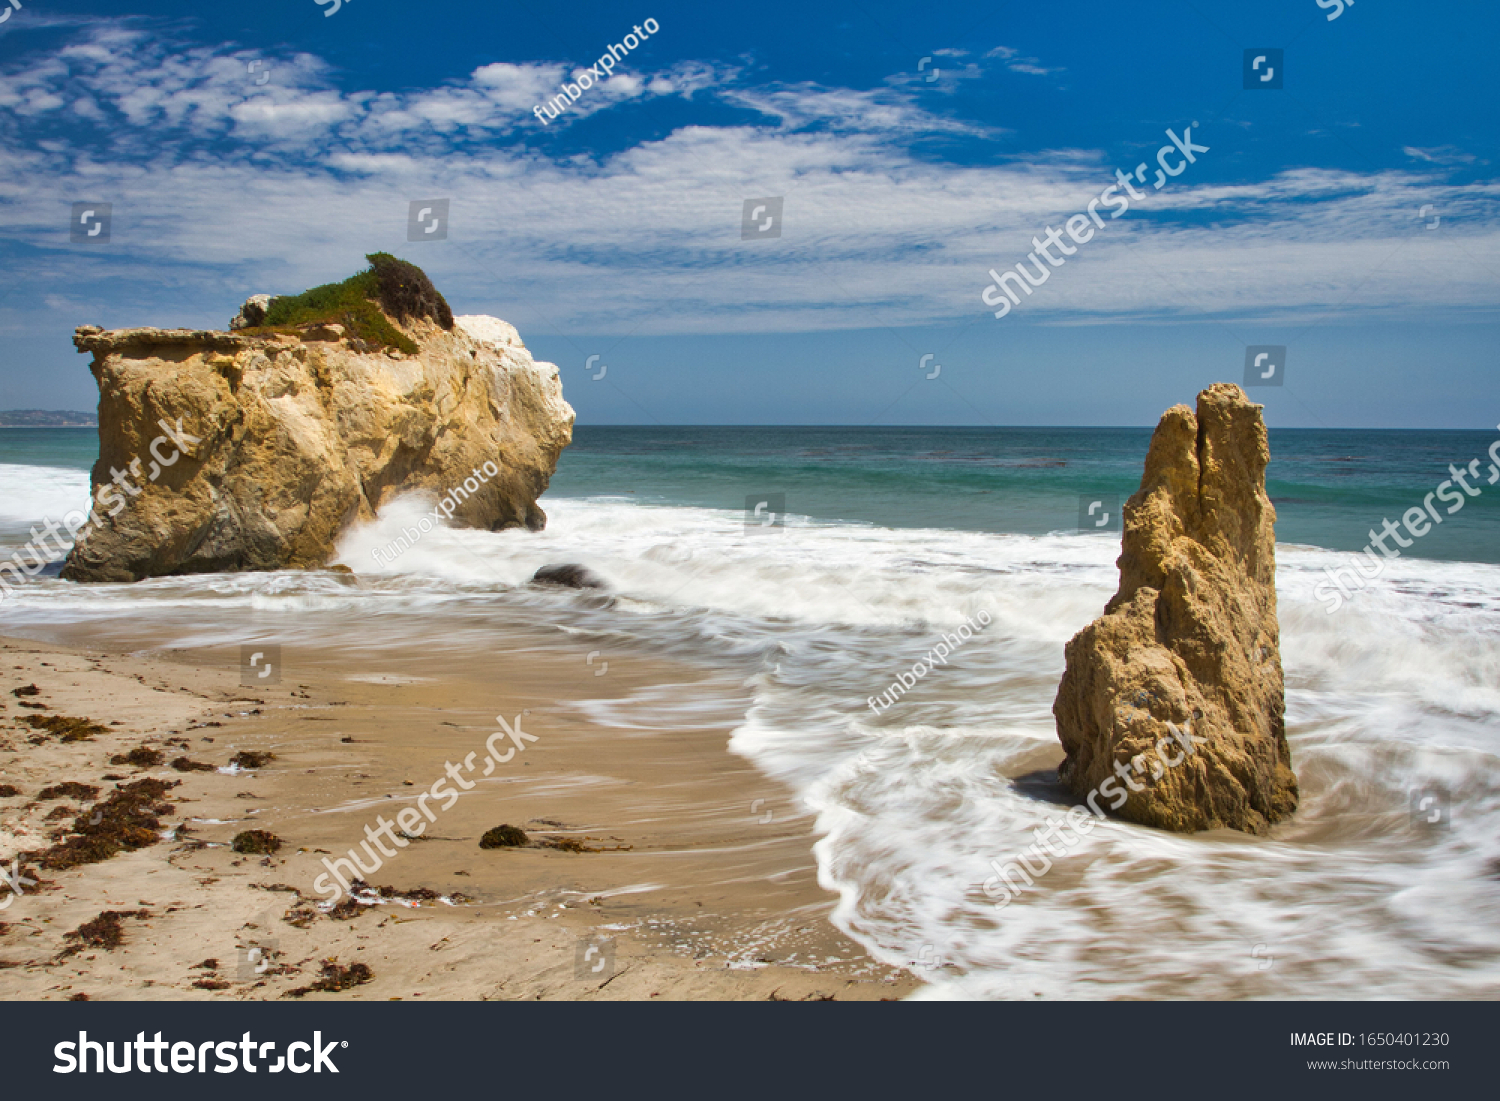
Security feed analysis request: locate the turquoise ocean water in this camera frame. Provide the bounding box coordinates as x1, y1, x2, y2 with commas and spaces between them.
6, 425, 1500, 561
544, 426, 1500, 562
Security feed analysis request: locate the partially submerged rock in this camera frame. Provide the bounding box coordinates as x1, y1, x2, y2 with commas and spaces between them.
1052, 383, 1298, 834
63, 255, 574, 583
531, 564, 607, 590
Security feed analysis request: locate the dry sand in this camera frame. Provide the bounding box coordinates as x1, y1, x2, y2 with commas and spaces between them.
0, 634, 918, 1000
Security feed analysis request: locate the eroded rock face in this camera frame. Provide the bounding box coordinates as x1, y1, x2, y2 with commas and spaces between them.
1052, 383, 1298, 834
62, 313, 573, 582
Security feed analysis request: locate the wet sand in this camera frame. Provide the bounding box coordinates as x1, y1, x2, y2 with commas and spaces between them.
0, 634, 917, 1000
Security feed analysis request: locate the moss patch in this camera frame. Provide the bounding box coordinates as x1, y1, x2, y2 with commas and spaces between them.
256, 253, 452, 355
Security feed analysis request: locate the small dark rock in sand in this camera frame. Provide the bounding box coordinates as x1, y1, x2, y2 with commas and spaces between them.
531, 564, 608, 590
479, 824, 529, 849
229, 750, 275, 769
231, 829, 282, 855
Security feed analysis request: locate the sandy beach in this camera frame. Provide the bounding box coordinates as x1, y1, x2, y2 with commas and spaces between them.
0, 632, 916, 1001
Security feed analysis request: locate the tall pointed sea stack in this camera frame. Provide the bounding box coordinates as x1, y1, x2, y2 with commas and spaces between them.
1053, 383, 1297, 834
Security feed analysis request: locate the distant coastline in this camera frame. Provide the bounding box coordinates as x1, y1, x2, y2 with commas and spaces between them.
0, 410, 97, 427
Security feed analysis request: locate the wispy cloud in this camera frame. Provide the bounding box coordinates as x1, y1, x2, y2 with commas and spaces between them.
0, 22, 1495, 343
984, 45, 1063, 76
1404, 145, 1482, 166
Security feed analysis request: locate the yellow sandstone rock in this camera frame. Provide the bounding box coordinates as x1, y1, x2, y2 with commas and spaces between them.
62, 299, 572, 582
1052, 383, 1298, 834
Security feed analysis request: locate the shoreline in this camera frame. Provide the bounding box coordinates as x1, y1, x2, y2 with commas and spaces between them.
0, 632, 917, 1001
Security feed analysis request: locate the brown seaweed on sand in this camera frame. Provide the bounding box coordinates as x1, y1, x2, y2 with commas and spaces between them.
22, 714, 106, 742
35, 778, 178, 870
37, 782, 99, 801
109, 746, 164, 768
285, 959, 373, 997
59, 909, 151, 956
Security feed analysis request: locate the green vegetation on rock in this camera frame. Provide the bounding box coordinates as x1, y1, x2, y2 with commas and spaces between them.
257, 253, 454, 355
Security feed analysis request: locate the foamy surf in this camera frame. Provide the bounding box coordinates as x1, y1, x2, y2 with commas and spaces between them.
0, 464, 91, 548
1, 490, 1497, 998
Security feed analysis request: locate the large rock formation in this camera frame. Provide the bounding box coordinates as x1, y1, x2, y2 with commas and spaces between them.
62, 259, 573, 582
1052, 383, 1297, 834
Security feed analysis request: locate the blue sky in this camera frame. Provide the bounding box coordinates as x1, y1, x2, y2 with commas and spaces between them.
0, 0, 1496, 426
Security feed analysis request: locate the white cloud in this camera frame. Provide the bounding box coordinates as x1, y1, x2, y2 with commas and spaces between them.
984, 45, 1063, 76
0, 23, 1494, 341
1404, 145, 1481, 166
